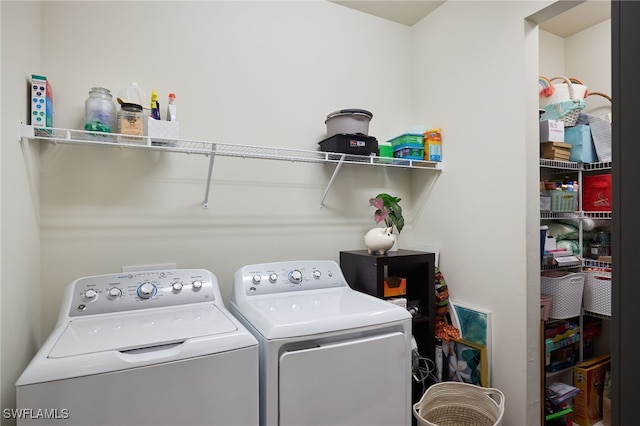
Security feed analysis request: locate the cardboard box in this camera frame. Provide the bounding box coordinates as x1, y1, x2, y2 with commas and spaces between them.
566, 125, 598, 163
573, 354, 611, 426
541, 142, 571, 161
30, 74, 53, 135
540, 119, 564, 143
383, 276, 406, 297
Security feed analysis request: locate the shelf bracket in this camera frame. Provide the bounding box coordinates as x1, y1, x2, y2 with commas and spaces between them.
203, 146, 217, 209
319, 154, 346, 210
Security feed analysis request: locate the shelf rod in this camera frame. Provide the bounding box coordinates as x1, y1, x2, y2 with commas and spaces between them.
203, 146, 217, 209
319, 154, 346, 210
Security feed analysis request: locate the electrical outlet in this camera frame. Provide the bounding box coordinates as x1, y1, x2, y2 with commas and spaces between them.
121, 263, 177, 273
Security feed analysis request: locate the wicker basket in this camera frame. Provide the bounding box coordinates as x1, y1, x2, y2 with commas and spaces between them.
583, 268, 611, 316
539, 76, 586, 127
540, 272, 585, 319
413, 382, 505, 426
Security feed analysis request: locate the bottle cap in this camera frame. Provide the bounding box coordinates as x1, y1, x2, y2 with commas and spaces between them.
168, 93, 176, 99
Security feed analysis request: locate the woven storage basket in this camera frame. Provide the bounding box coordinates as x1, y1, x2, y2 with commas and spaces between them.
540, 272, 585, 319
583, 268, 611, 316
413, 382, 505, 426
539, 76, 588, 107
540, 77, 586, 127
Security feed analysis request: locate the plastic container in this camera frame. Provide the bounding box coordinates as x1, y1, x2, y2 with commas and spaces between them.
583, 269, 612, 316
117, 82, 147, 110
317, 133, 378, 155
393, 143, 424, 160
540, 271, 585, 319
388, 133, 423, 148
84, 87, 116, 133
548, 190, 577, 212
324, 109, 372, 137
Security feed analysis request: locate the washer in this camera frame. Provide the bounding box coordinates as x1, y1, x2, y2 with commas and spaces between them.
16, 269, 258, 426
229, 260, 412, 426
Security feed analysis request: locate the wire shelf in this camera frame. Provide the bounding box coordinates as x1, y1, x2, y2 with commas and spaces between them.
19, 123, 443, 208
19, 124, 443, 170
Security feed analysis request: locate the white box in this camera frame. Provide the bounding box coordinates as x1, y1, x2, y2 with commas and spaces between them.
540, 119, 564, 143
148, 119, 179, 146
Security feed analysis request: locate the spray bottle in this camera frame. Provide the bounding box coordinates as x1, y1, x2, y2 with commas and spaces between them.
150, 89, 160, 120
166, 93, 177, 121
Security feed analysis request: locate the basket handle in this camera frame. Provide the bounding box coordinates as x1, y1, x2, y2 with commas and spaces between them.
587, 91, 612, 103
550, 76, 586, 101
478, 386, 506, 409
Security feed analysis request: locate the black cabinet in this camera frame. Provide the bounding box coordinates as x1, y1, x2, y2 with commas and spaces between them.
339, 249, 436, 363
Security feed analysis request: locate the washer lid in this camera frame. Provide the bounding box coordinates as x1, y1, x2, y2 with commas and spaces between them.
234, 288, 410, 339
48, 304, 237, 358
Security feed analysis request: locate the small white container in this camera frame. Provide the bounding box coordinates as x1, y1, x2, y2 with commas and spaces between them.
325, 109, 372, 137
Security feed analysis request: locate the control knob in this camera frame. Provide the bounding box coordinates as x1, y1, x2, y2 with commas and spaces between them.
288, 270, 303, 284
107, 287, 122, 299
269, 273, 278, 283
172, 282, 183, 292
252, 275, 262, 284
192, 280, 203, 290
137, 282, 157, 299
313, 270, 321, 280
83, 289, 98, 302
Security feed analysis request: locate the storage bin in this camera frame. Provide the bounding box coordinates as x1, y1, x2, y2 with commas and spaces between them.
318, 133, 378, 155
393, 143, 424, 160
548, 190, 577, 212
388, 133, 423, 148
582, 173, 612, 212
583, 268, 611, 316
540, 272, 585, 319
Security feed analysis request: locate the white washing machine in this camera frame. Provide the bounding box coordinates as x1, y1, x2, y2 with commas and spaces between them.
229, 260, 412, 426
16, 269, 258, 426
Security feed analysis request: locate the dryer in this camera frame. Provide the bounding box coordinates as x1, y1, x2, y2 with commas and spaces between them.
229, 260, 412, 426
16, 269, 258, 426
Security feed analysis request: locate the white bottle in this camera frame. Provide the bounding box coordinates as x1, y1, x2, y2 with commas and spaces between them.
166, 93, 177, 121
118, 82, 147, 109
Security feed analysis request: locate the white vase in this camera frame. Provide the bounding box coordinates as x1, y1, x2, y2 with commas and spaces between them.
388, 233, 399, 251
364, 227, 395, 255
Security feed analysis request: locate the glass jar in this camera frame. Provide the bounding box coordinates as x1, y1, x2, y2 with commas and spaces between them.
84, 87, 116, 133
117, 102, 145, 139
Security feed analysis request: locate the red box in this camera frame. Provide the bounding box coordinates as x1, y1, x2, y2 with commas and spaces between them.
582, 173, 612, 212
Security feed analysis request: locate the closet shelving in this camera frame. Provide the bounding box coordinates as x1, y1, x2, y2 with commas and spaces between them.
19, 123, 443, 208
541, 157, 612, 424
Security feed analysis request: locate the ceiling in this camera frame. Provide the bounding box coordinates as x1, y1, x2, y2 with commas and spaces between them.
330, 0, 610, 37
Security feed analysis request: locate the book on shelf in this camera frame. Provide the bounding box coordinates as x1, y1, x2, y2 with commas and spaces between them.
546, 381, 580, 405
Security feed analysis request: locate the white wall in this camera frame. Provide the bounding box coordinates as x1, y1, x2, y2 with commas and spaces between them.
410, 1, 550, 422
540, 20, 611, 115
38, 0, 420, 339
0, 1, 43, 420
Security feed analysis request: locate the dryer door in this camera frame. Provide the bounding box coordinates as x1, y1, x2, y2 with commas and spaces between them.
279, 332, 409, 426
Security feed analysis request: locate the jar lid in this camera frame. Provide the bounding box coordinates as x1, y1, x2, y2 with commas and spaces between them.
120, 102, 143, 112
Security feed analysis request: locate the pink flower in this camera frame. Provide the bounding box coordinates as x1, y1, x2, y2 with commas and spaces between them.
369, 197, 390, 224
